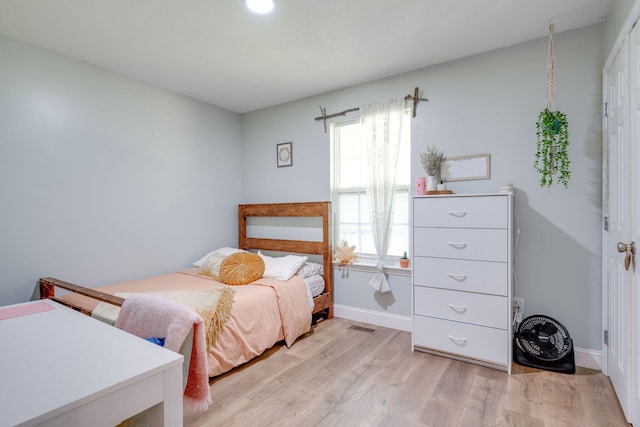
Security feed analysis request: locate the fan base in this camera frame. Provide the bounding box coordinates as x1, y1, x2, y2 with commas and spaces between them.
513, 339, 576, 374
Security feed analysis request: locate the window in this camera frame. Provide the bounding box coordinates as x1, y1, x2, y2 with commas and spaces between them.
330, 118, 410, 260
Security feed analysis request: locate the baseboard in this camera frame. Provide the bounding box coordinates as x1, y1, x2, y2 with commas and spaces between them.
333, 305, 602, 371
333, 304, 412, 332
574, 346, 601, 370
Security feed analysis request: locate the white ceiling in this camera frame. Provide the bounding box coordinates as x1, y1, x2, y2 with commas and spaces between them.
0, 0, 613, 113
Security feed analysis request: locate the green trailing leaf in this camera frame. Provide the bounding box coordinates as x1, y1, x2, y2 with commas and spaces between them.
534, 108, 570, 188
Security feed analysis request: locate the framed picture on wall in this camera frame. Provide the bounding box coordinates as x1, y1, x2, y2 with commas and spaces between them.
441, 153, 490, 182
277, 142, 293, 167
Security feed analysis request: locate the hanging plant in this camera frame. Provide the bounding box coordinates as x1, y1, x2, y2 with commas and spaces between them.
534, 24, 571, 188
535, 108, 570, 187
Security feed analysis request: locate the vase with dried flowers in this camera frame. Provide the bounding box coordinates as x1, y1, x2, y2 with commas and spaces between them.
420, 145, 445, 191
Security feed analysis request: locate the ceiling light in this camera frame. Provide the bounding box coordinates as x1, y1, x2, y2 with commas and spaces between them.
246, 0, 274, 14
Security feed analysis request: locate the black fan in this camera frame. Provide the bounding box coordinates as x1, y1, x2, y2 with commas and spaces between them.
514, 314, 575, 374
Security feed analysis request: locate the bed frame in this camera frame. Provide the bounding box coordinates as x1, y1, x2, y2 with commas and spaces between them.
40, 201, 333, 319
238, 201, 333, 319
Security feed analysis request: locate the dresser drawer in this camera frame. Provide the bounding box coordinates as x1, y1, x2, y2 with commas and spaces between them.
413, 315, 508, 365
414, 195, 508, 229
414, 286, 508, 329
414, 228, 507, 262
413, 257, 507, 295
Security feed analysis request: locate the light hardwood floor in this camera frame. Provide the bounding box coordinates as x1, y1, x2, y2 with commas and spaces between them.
186, 318, 630, 427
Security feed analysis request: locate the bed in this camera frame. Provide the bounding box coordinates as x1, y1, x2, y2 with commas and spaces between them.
38, 201, 333, 409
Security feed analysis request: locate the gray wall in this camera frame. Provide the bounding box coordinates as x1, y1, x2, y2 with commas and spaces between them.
605, 0, 636, 54
242, 24, 604, 350
0, 34, 243, 305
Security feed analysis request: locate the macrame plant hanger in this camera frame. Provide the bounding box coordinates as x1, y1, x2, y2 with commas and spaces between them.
545, 23, 557, 175
534, 22, 571, 188
546, 24, 557, 119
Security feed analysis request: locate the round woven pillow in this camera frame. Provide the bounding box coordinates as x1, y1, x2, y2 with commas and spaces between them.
219, 251, 265, 285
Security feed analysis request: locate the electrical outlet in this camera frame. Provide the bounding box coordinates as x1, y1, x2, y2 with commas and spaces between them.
513, 297, 524, 313
513, 297, 524, 322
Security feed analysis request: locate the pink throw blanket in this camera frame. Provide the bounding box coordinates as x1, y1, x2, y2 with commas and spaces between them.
115, 294, 211, 412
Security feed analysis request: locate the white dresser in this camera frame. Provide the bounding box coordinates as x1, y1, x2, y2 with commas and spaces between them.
412, 193, 513, 373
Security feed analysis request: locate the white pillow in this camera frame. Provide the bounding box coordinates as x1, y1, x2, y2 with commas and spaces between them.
258, 251, 308, 281
193, 247, 241, 267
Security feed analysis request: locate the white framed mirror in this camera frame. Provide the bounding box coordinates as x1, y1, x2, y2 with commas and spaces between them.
441, 154, 491, 182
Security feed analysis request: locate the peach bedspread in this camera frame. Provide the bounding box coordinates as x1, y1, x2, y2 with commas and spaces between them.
60, 268, 312, 377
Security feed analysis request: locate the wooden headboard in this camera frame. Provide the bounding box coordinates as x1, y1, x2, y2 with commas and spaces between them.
238, 201, 333, 319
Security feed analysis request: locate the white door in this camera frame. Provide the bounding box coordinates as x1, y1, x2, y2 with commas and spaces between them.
629, 18, 640, 427
604, 38, 633, 423
604, 27, 638, 424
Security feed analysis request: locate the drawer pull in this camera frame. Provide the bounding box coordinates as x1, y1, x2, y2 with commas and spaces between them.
448, 211, 468, 217
448, 304, 468, 313
448, 273, 467, 281
447, 242, 468, 249
447, 335, 468, 345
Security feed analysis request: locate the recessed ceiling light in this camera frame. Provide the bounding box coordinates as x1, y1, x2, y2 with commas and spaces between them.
246, 0, 274, 14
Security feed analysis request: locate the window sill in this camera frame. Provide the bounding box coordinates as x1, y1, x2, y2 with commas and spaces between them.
332, 261, 411, 277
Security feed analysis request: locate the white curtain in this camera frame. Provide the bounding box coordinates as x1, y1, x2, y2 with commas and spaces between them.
361, 98, 407, 293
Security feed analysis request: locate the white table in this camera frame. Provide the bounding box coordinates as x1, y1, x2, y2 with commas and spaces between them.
0, 300, 183, 427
